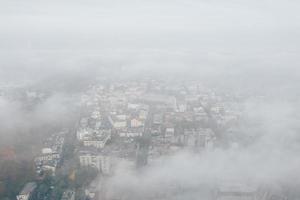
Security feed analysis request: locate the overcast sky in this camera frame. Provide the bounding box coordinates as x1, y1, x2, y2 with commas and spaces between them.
1, 0, 300, 90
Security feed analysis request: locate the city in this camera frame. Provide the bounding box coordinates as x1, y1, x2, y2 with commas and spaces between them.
1, 79, 294, 200
1, 0, 300, 199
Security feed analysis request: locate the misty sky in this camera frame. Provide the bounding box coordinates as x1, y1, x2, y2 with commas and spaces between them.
1, 0, 300, 91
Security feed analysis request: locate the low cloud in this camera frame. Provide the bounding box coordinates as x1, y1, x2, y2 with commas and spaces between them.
105, 99, 300, 199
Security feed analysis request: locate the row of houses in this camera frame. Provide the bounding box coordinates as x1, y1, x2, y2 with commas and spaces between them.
34, 130, 66, 176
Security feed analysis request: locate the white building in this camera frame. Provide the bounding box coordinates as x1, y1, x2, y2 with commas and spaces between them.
180, 128, 215, 150
79, 151, 111, 175
41, 148, 52, 154
83, 140, 106, 149
35, 153, 60, 162
108, 115, 127, 129
79, 152, 101, 170
76, 128, 90, 141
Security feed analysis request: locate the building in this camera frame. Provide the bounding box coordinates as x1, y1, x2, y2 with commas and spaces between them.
79, 151, 101, 170
16, 182, 37, 200
108, 115, 127, 129
77, 128, 90, 141
34, 133, 65, 176
79, 151, 111, 175
130, 118, 144, 128
82, 130, 111, 149
164, 127, 175, 143
83, 140, 106, 149
35, 153, 60, 162
176, 128, 215, 150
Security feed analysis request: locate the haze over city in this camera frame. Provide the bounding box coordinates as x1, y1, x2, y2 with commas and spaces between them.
1, 0, 300, 200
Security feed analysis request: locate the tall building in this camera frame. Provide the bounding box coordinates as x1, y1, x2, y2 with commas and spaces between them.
135, 135, 150, 168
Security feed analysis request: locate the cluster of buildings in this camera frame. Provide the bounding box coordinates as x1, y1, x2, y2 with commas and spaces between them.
13, 79, 289, 200
16, 129, 75, 200
34, 130, 66, 176
77, 91, 113, 175
74, 80, 245, 199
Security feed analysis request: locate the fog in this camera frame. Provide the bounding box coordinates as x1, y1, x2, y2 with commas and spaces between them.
1, 0, 300, 199
1, 0, 300, 84
0, 93, 78, 157
102, 99, 300, 199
